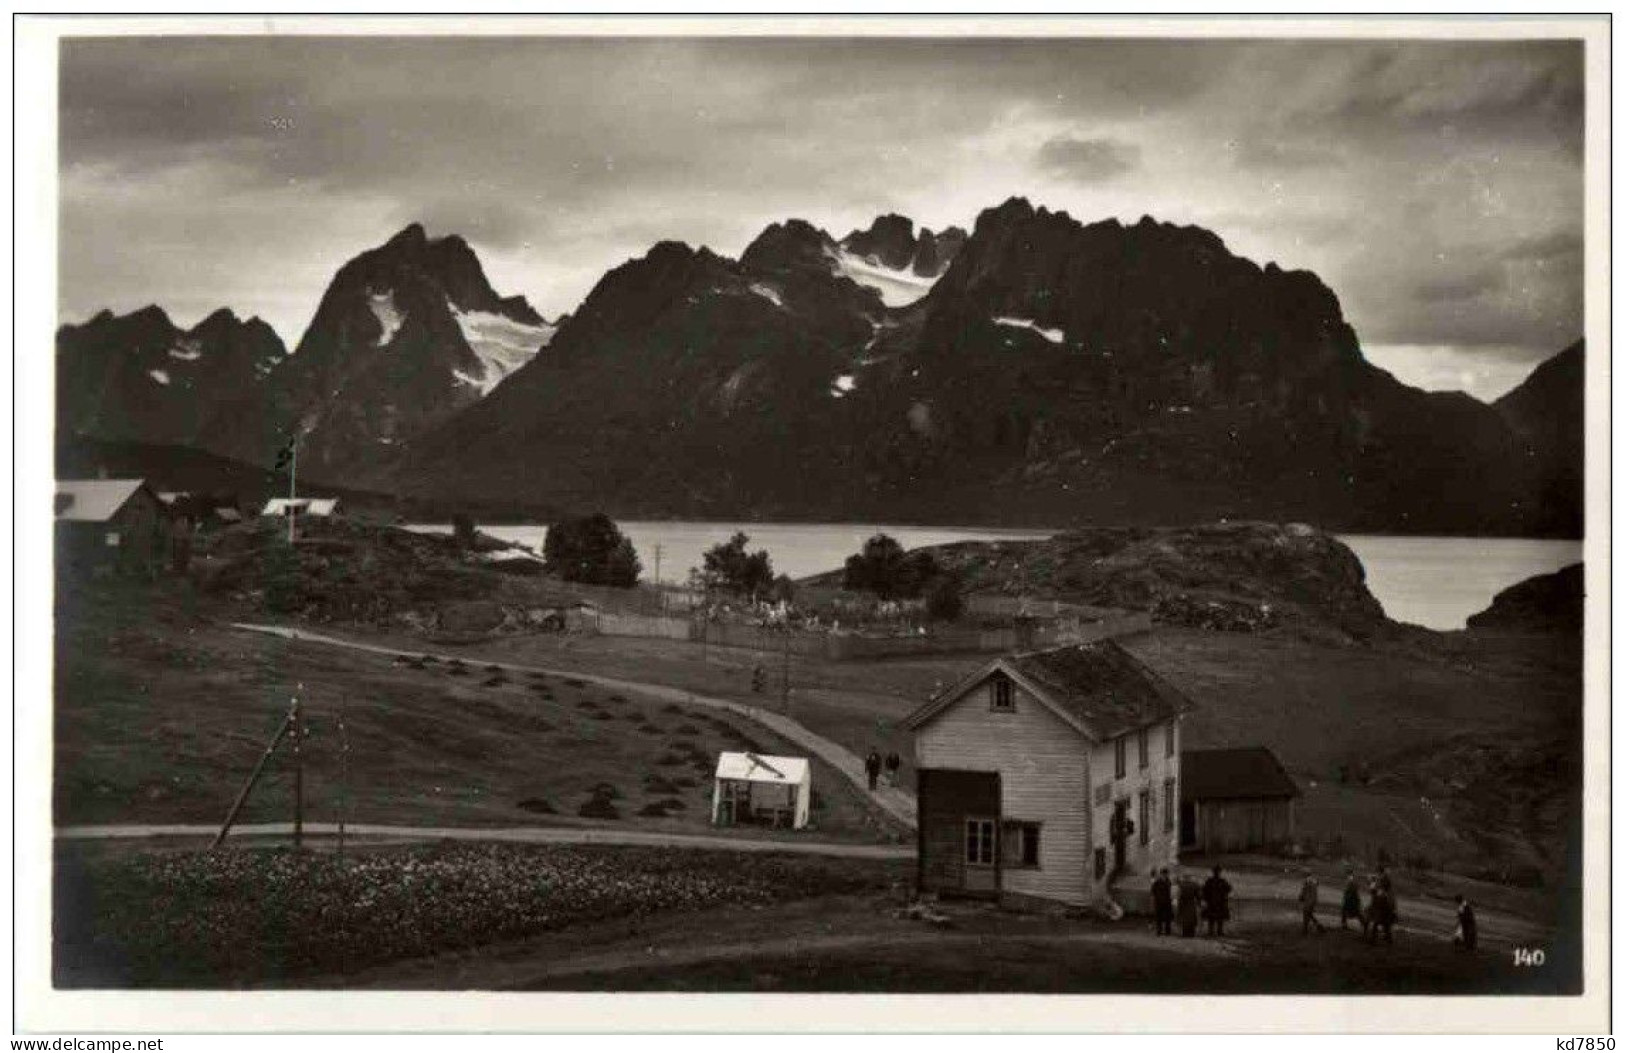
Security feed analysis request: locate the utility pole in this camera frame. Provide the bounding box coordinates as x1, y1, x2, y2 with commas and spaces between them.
287, 434, 298, 546
290, 695, 304, 849
653, 544, 663, 615
781, 624, 791, 715
211, 705, 295, 850
337, 700, 350, 864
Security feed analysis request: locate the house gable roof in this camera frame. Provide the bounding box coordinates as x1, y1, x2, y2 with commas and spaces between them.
55, 479, 152, 522
1180, 747, 1300, 801
905, 638, 1195, 742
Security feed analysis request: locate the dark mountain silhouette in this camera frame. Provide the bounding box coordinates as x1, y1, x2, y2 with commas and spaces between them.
390, 197, 1572, 536
56, 305, 286, 448
198, 223, 554, 482
1495, 341, 1584, 537
840, 214, 968, 277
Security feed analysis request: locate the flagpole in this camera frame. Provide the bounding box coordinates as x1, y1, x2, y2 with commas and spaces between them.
288, 434, 297, 545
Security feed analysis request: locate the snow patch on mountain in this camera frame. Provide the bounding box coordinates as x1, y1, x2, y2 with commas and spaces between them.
994, 316, 1065, 344
827, 248, 938, 307
148, 369, 171, 386
451, 307, 556, 396
168, 341, 202, 362
367, 290, 405, 347
749, 283, 785, 308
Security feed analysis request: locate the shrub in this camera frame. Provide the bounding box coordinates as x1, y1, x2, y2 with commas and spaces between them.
542, 513, 641, 588
516, 797, 556, 814
925, 574, 965, 622
577, 795, 620, 820
842, 534, 939, 600
701, 532, 774, 599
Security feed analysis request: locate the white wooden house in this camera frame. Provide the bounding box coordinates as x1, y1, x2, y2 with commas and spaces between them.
904, 639, 1194, 910
711, 751, 812, 830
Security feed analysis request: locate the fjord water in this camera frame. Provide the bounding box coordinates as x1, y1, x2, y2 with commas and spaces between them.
1337, 534, 1581, 630
420, 522, 1581, 632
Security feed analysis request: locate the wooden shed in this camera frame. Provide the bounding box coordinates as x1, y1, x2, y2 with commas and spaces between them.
54, 478, 168, 576
711, 751, 812, 830
1179, 746, 1300, 854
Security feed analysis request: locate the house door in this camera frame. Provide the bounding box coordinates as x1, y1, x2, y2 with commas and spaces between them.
1179, 800, 1196, 849
1111, 799, 1130, 872
916, 768, 1000, 898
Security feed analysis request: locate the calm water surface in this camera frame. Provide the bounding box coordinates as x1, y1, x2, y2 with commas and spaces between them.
412, 522, 1582, 632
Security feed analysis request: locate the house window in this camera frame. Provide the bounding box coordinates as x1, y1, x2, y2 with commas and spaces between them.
1138, 728, 1149, 770
105, 531, 121, 548
1164, 777, 1176, 832
990, 677, 1014, 711
965, 818, 996, 866
1165, 721, 1176, 758
1002, 821, 1042, 868
1138, 790, 1151, 846
1094, 847, 1107, 880
1114, 738, 1126, 779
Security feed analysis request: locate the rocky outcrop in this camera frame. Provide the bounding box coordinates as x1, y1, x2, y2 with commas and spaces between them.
1467, 563, 1583, 634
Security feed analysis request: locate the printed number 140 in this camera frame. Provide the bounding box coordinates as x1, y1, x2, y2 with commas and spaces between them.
1514, 947, 1546, 967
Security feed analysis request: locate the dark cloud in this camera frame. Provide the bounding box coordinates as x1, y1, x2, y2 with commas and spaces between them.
1035, 136, 1141, 184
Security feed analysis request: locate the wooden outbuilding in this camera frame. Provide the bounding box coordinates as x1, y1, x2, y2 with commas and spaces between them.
54, 478, 168, 575
711, 751, 812, 830
905, 639, 1195, 910
1179, 746, 1299, 854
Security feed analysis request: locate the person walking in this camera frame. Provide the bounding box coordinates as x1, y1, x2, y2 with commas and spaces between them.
1176, 871, 1201, 938
1365, 879, 1395, 945
883, 751, 901, 788
1299, 873, 1325, 935
1150, 868, 1174, 936
1453, 895, 1478, 951
1201, 865, 1232, 938
864, 749, 882, 792
1340, 869, 1365, 933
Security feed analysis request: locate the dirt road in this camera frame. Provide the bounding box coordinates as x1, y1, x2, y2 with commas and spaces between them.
54, 820, 912, 859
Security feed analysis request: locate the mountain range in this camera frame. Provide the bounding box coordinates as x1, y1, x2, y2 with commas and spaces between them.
55, 199, 1584, 536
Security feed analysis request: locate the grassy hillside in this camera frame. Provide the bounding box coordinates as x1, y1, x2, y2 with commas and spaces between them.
53, 578, 900, 842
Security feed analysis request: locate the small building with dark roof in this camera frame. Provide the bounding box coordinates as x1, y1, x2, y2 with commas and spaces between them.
904, 639, 1196, 909
55, 478, 168, 576
1179, 746, 1300, 855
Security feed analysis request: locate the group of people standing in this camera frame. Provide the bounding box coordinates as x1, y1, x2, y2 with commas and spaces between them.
1149, 865, 1232, 938
864, 748, 901, 791
1152, 862, 1478, 951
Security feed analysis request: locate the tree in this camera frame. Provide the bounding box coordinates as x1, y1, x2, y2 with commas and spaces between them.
842, 533, 939, 600
451, 512, 477, 548
701, 532, 774, 599
925, 574, 965, 622
542, 512, 641, 587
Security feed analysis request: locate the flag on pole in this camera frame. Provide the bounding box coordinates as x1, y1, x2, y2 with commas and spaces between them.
273, 436, 296, 474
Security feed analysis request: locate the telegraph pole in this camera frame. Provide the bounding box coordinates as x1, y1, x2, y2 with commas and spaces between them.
290, 695, 304, 849
287, 434, 298, 545
653, 544, 663, 614
337, 700, 350, 864
780, 624, 791, 715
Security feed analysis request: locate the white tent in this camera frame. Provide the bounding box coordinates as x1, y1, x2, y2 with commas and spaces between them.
711, 751, 812, 830
261, 497, 340, 518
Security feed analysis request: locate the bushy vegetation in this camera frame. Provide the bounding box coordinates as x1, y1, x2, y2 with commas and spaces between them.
542, 513, 641, 588
701, 532, 774, 599
841, 534, 941, 601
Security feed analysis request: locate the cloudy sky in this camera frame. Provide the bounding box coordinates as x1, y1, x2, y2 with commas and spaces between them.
59, 33, 1585, 400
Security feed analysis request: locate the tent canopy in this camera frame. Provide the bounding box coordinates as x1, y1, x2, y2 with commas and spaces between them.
714, 751, 810, 786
